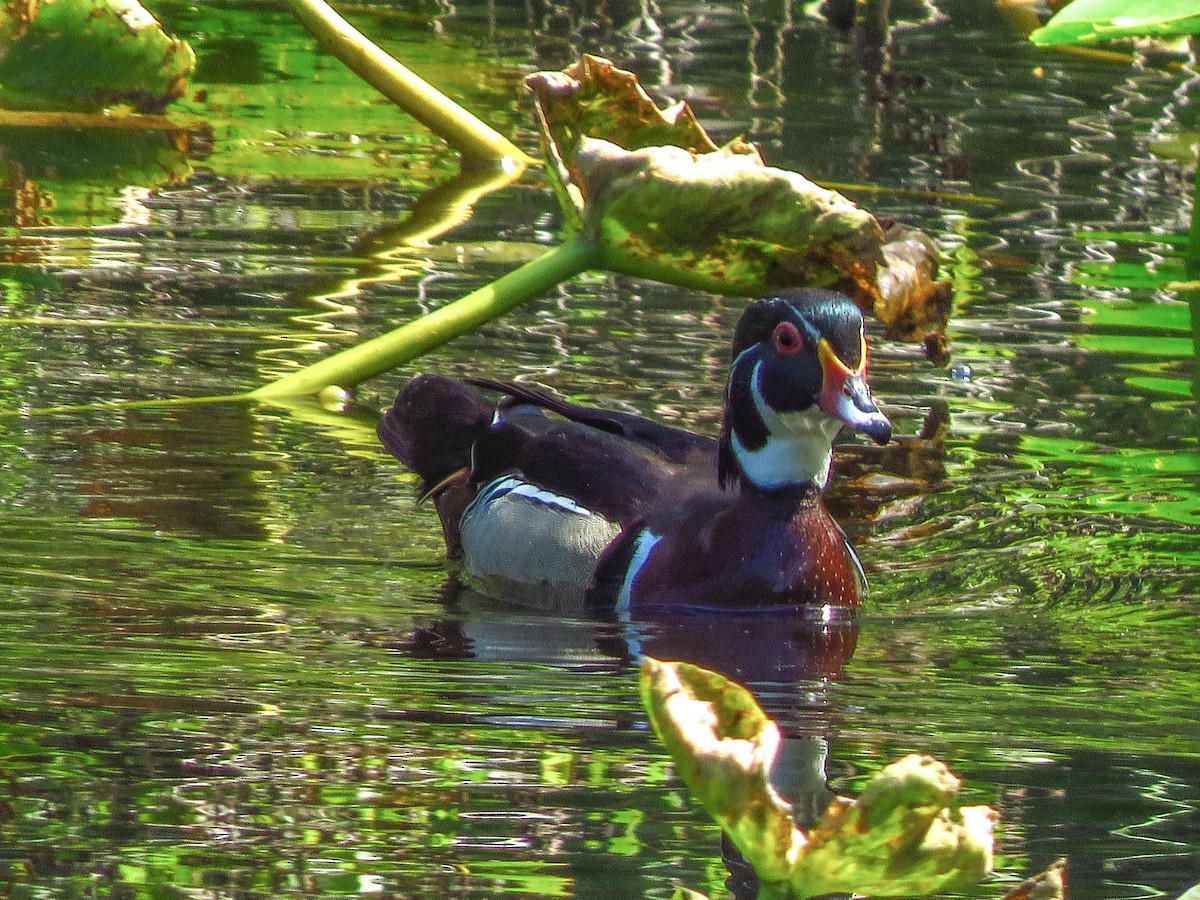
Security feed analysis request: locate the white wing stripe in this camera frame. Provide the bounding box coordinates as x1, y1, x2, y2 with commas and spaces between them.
471, 475, 589, 517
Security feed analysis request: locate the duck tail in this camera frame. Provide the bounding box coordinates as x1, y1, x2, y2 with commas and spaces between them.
378, 375, 495, 497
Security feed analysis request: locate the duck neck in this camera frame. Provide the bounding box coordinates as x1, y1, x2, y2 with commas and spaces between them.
719, 357, 842, 492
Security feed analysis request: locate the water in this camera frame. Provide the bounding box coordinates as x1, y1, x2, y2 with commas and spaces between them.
0, 0, 1198, 896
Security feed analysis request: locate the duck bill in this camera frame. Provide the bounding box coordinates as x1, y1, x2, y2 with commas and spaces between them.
817, 338, 893, 445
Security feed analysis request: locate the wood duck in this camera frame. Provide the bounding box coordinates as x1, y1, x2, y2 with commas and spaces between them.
378, 288, 893, 612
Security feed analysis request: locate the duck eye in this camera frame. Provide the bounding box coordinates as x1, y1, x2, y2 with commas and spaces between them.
772, 321, 804, 356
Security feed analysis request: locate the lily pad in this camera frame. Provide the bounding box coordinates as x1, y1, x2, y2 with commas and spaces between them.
639, 656, 802, 884
575, 136, 887, 306
639, 657, 996, 898
1030, 0, 1200, 46
0, 0, 194, 112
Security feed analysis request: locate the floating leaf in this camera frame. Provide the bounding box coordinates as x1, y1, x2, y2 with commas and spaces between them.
0, 0, 194, 112
639, 657, 996, 898
1030, 0, 1200, 46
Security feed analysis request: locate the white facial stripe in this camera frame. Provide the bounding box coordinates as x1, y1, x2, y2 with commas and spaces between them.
731, 360, 842, 489
617, 528, 663, 615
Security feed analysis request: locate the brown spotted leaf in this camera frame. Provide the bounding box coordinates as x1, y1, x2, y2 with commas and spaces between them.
639, 656, 803, 883
576, 136, 887, 306
0, 0, 38, 52
525, 55, 951, 356
790, 754, 996, 897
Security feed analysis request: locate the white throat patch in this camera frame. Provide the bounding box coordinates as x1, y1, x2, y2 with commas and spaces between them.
731, 360, 843, 489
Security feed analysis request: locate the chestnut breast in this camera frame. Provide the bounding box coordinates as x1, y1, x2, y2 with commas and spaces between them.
610, 486, 864, 610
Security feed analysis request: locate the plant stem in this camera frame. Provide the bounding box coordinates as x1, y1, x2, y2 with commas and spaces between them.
249, 236, 600, 399
0, 109, 184, 132
0, 393, 254, 419
1187, 161, 1200, 278
285, 0, 535, 165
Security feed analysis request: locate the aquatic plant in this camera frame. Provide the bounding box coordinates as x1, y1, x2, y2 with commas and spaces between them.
639, 657, 996, 899
0, 0, 194, 112
1029, 0, 1200, 47
1031, 0, 1200, 274
252, 3, 951, 399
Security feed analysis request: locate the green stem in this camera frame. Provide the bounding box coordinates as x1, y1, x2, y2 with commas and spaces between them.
249, 237, 600, 399
1187, 161, 1200, 278
0, 392, 253, 419
1184, 287, 1200, 405
285, 0, 535, 165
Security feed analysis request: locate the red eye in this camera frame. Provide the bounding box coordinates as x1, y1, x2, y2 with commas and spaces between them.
772, 321, 804, 356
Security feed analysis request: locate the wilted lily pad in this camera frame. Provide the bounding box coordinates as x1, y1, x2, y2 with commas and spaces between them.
0, 0, 194, 112
640, 657, 996, 898
526, 55, 952, 356
575, 136, 887, 306
790, 755, 996, 896
526, 52, 720, 161
639, 656, 803, 883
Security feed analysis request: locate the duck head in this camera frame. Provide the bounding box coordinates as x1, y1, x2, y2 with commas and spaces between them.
719, 289, 893, 491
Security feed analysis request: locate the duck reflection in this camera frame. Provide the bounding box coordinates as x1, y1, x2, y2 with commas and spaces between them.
403, 581, 857, 899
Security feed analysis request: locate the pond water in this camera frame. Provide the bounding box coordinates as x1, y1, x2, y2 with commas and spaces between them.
1, 0, 1198, 897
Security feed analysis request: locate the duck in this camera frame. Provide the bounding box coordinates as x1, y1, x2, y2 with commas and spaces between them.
377, 288, 893, 612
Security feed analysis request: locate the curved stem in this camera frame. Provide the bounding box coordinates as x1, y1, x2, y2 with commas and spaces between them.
285, 0, 535, 165
249, 236, 600, 399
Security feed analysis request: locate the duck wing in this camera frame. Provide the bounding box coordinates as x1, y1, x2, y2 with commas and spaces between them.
378, 375, 690, 530
465, 377, 718, 465
469, 402, 684, 527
